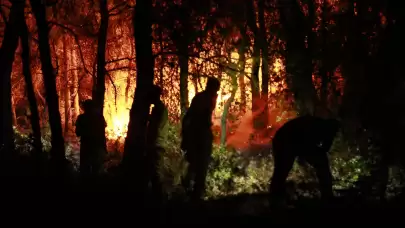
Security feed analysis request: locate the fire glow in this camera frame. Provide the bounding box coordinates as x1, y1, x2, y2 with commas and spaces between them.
102, 55, 286, 145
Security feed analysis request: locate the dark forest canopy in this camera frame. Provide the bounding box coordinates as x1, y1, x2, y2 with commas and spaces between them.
0, 0, 404, 208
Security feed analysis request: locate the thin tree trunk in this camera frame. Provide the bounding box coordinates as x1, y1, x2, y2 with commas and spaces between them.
63, 35, 70, 135
178, 7, 190, 119
20, 14, 44, 167
159, 27, 165, 88
0, 0, 24, 170
178, 42, 189, 118
258, 0, 269, 130
71, 46, 80, 123
30, 0, 66, 171
238, 26, 247, 113
11, 96, 17, 125
122, 0, 154, 188
221, 60, 239, 146
319, 0, 328, 108
125, 76, 131, 104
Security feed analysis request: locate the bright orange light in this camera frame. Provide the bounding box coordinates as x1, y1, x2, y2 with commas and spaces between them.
104, 71, 135, 141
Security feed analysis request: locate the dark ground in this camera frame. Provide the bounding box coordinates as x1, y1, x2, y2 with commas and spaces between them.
2, 155, 404, 225
2, 175, 405, 225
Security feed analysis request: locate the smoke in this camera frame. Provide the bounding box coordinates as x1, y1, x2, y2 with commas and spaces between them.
226, 98, 296, 151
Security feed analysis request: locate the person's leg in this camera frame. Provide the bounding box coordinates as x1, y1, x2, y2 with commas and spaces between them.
269, 147, 296, 209
191, 140, 212, 202
191, 155, 210, 201
80, 143, 91, 177
306, 151, 334, 203
182, 153, 196, 197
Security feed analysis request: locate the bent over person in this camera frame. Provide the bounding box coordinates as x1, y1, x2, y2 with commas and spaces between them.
75, 99, 107, 177
181, 77, 220, 201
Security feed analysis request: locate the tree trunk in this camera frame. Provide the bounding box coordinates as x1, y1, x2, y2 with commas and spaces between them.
71, 47, 80, 123
278, 0, 317, 116
20, 14, 44, 169
11, 96, 17, 125
0, 0, 24, 170
30, 0, 66, 171
319, 0, 329, 109
221, 60, 239, 146
258, 0, 269, 130
92, 0, 109, 150
122, 0, 154, 188
125, 75, 131, 104
93, 0, 108, 111
159, 27, 165, 88
245, 0, 260, 123
177, 7, 191, 119
178, 41, 189, 118
63, 35, 70, 135
238, 25, 247, 113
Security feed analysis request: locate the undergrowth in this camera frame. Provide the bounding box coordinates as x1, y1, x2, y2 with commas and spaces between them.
12, 124, 405, 200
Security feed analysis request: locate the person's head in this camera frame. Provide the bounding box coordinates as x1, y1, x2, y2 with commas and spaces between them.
81, 99, 95, 113
149, 85, 163, 104
205, 77, 220, 95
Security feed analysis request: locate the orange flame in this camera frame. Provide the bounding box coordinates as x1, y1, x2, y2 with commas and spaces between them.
104, 71, 135, 141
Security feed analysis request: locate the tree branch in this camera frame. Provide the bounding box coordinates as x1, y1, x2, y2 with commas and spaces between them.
106, 57, 135, 65
48, 21, 93, 77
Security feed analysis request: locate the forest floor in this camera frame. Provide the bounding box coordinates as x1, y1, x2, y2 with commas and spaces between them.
2, 175, 405, 225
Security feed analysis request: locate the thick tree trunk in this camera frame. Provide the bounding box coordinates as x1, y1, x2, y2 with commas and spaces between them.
0, 0, 24, 171
93, 0, 108, 112
63, 36, 70, 135
122, 0, 154, 188
92, 0, 109, 150
245, 0, 260, 123
30, 0, 66, 171
278, 0, 317, 116
20, 14, 43, 160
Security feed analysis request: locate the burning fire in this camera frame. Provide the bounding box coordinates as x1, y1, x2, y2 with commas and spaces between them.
104, 71, 135, 141
102, 54, 286, 147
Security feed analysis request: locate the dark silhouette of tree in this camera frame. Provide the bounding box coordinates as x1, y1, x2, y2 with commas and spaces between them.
0, 0, 24, 173
122, 0, 154, 188
92, 0, 109, 150
30, 0, 66, 173
19, 6, 43, 166
278, 0, 317, 115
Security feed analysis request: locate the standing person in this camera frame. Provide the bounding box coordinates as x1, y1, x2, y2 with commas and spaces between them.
145, 85, 169, 201
181, 77, 220, 201
75, 99, 107, 178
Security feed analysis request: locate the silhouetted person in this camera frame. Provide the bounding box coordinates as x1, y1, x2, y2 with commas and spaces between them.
269, 115, 341, 208
75, 99, 107, 178
181, 77, 220, 201
145, 85, 169, 201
